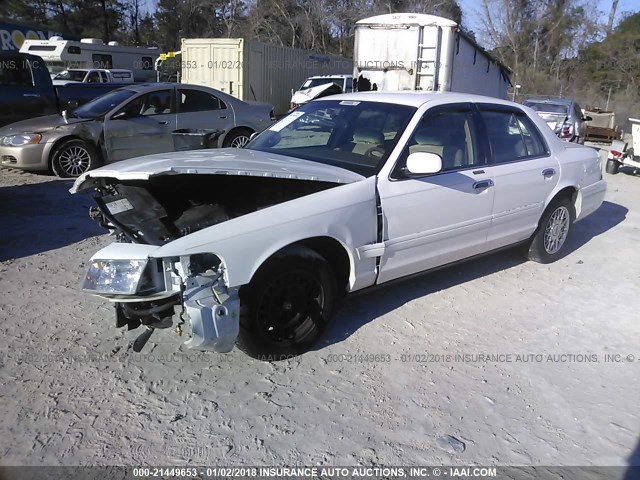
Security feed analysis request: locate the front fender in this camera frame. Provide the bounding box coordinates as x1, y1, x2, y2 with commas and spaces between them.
151, 176, 379, 291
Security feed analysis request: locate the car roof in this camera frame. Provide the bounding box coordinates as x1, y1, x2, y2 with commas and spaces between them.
523, 97, 575, 106
314, 91, 519, 108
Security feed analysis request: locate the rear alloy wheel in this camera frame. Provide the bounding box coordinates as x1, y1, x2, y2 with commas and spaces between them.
223, 129, 252, 148
238, 247, 336, 359
51, 139, 98, 178
527, 198, 575, 263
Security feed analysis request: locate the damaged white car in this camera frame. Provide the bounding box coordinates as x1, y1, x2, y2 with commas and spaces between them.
72, 92, 607, 358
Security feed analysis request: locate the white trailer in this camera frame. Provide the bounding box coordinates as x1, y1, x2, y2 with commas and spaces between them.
19, 37, 158, 82
354, 13, 511, 98
180, 38, 353, 116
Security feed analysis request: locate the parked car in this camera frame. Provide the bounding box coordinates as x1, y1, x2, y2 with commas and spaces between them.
72, 92, 606, 358
522, 97, 591, 144
290, 74, 352, 110
0, 52, 131, 128
0, 83, 275, 177
52, 68, 135, 85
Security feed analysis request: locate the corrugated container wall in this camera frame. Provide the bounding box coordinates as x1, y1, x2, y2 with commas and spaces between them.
353, 14, 510, 99
181, 38, 353, 116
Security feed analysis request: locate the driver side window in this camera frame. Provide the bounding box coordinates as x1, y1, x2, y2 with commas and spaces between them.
393, 107, 479, 178
117, 90, 173, 118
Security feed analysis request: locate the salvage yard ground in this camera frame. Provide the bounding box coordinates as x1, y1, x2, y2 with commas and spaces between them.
0, 146, 639, 467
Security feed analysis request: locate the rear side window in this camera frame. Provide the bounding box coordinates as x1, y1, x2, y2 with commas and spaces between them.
0, 58, 33, 87
178, 89, 226, 112
480, 109, 548, 164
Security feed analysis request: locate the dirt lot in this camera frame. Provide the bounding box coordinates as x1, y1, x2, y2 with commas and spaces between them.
0, 147, 639, 469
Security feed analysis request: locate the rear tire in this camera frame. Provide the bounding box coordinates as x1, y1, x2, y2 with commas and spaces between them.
527, 198, 575, 264
223, 128, 252, 148
51, 139, 98, 178
605, 159, 620, 175
237, 246, 336, 359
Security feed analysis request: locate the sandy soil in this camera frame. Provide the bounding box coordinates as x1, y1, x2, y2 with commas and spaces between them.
0, 147, 639, 469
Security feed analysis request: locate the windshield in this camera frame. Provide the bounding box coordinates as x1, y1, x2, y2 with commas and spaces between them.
246, 99, 416, 176
301, 78, 345, 90
54, 70, 87, 82
71, 89, 136, 119
523, 101, 569, 115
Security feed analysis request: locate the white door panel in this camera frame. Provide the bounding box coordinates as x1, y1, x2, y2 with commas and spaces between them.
477, 106, 561, 250
377, 169, 494, 284
486, 158, 559, 249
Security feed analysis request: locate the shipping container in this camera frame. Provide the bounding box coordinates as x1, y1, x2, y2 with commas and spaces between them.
353, 13, 511, 98
181, 38, 353, 116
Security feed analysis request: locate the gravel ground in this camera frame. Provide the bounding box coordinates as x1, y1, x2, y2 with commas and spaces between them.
0, 146, 639, 469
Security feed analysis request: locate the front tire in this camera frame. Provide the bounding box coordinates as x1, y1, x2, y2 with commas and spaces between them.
527, 198, 575, 264
238, 246, 336, 359
51, 139, 98, 178
223, 128, 252, 148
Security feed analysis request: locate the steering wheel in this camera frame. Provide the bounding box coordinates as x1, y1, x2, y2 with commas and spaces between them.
364, 146, 386, 159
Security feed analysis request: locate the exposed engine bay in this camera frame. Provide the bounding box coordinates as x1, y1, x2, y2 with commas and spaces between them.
90, 175, 338, 245
85, 174, 340, 351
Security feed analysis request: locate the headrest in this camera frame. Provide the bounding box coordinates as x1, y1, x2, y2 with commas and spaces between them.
353, 127, 384, 144
414, 128, 445, 145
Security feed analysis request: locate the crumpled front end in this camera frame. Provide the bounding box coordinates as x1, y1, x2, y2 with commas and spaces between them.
83, 242, 239, 352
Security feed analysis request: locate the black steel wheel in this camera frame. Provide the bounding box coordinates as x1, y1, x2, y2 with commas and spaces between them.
238, 246, 336, 359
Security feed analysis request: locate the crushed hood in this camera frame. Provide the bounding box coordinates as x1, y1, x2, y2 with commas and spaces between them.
71, 148, 365, 193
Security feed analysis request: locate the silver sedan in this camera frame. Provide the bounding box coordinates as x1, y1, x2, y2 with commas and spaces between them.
0, 83, 275, 177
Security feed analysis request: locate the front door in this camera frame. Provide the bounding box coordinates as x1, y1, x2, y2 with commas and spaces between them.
377, 103, 495, 284
104, 88, 177, 162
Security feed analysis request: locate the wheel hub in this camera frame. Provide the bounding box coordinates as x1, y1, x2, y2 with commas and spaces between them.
257, 271, 323, 345
543, 206, 569, 254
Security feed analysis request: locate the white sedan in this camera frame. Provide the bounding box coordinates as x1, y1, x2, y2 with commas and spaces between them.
72, 92, 607, 358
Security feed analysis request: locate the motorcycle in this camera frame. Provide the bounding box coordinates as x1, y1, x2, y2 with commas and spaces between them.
606, 118, 640, 175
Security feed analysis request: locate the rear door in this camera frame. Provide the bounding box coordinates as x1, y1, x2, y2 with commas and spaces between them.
175, 87, 235, 145
104, 88, 177, 161
477, 104, 560, 250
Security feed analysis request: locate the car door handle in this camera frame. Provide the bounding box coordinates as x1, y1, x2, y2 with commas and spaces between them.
157, 120, 168, 125
542, 168, 556, 178
23, 93, 41, 97
219, 116, 227, 119
472, 179, 494, 190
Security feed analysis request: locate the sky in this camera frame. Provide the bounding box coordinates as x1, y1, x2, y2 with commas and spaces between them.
457, 0, 640, 49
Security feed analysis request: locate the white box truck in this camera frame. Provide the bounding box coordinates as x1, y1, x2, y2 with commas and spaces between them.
181, 38, 353, 116
353, 13, 511, 98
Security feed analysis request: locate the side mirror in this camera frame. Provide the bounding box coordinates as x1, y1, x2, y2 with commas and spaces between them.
406, 152, 443, 176
249, 132, 258, 141
67, 99, 79, 109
